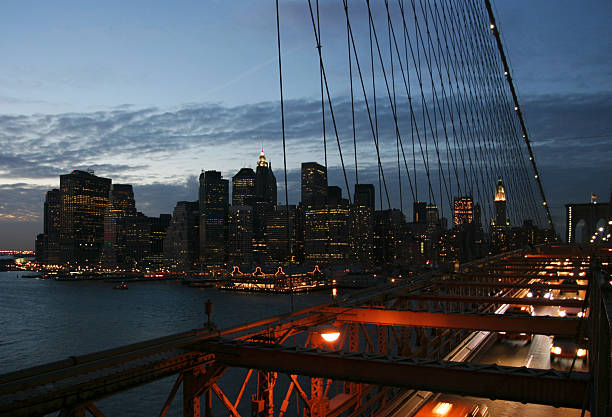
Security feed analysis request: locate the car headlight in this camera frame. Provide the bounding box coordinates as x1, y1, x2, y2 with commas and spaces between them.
577, 349, 587, 357
559, 310, 567, 317
527, 292, 533, 297
544, 293, 551, 299
578, 311, 584, 318
551, 346, 562, 355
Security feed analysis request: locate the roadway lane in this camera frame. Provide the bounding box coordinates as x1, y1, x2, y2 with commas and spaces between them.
449, 305, 589, 416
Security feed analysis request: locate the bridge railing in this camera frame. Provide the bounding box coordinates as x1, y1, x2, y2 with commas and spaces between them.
590, 260, 612, 417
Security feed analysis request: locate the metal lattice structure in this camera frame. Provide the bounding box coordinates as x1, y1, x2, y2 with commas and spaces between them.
1, 244, 611, 416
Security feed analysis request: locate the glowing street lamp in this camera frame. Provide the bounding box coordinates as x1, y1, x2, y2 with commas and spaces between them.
313, 325, 341, 344
321, 328, 341, 343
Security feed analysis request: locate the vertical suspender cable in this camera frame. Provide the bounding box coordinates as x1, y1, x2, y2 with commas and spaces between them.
483, 0, 555, 234
275, 0, 293, 312
346, 2, 358, 186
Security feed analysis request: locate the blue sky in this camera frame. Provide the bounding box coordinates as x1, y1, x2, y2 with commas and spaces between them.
0, 0, 611, 249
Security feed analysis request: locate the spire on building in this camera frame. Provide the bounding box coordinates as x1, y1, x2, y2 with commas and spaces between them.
258, 148, 268, 167
494, 177, 506, 202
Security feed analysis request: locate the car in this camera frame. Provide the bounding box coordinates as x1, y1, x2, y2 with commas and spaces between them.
550, 336, 588, 367
498, 305, 534, 343
527, 287, 552, 299
557, 279, 580, 299
558, 305, 587, 318
415, 398, 490, 417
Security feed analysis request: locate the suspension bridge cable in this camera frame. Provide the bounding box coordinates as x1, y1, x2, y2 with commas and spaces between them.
341, 0, 392, 208
306, 0, 352, 204
275, 0, 293, 312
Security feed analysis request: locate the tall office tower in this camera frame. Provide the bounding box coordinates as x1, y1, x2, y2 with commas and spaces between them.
373, 209, 405, 265
103, 184, 137, 269
228, 206, 253, 265
122, 213, 150, 269
59, 170, 111, 267
199, 171, 229, 268
293, 205, 306, 264
327, 186, 342, 207
354, 183, 375, 209
43, 189, 61, 265
145, 214, 171, 270
453, 196, 474, 227
164, 201, 199, 271
326, 202, 350, 262
265, 205, 296, 264
301, 162, 327, 208
304, 200, 350, 264
253, 150, 277, 263
413, 201, 427, 223
474, 203, 482, 229
255, 150, 277, 205
493, 177, 508, 228
349, 204, 373, 266
232, 168, 256, 206
426, 204, 439, 226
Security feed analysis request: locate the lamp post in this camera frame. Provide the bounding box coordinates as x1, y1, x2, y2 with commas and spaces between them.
310, 325, 341, 417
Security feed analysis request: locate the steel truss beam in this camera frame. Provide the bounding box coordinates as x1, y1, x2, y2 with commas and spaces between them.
400, 294, 584, 308
433, 281, 587, 290
453, 273, 584, 280
194, 339, 588, 409
0, 352, 215, 417
318, 307, 581, 335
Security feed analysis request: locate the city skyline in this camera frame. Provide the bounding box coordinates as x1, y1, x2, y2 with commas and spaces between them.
0, 1, 611, 249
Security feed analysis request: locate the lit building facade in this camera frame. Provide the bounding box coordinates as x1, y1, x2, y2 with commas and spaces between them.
301, 162, 327, 208
349, 204, 373, 266
354, 183, 375, 209
103, 184, 137, 269
59, 170, 111, 268
413, 201, 427, 223
199, 171, 229, 268
40, 189, 61, 265
232, 168, 256, 206
493, 177, 508, 229
265, 205, 296, 264
228, 205, 253, 265
453, 196, 474, 227
253, 150, 277, 264
164, 201, 199, 271
145, 214, 171, 270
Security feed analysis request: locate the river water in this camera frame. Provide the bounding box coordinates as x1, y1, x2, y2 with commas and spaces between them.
0, 271, 334, 416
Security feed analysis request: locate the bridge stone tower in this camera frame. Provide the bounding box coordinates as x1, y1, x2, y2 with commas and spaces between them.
565, 193, 611, 243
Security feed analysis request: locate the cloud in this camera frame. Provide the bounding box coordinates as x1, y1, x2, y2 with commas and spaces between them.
0, 88, 611, 248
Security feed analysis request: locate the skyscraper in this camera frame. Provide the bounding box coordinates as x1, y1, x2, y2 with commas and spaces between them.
232, 168, 256, 206
493, 177, 508, 228
59, 170, 111, 267
349, 204, 373, 266
253, 150, 277, 263
255, 150, 277, 205
199, 171, 229, 268
103, 184, 137, 269
228, 206, 253, 265
265, 205, 296, 264
145, 214, 171, 270
43, 189, 61, 265
301, 162, 327, 208
354, 183, 375, 209
453, 196, 474, 227
164, 201, 199, 271
413, 201, 427, 223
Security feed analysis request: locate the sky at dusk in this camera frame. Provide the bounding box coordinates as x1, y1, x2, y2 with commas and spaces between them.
0, 0, 610, 249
